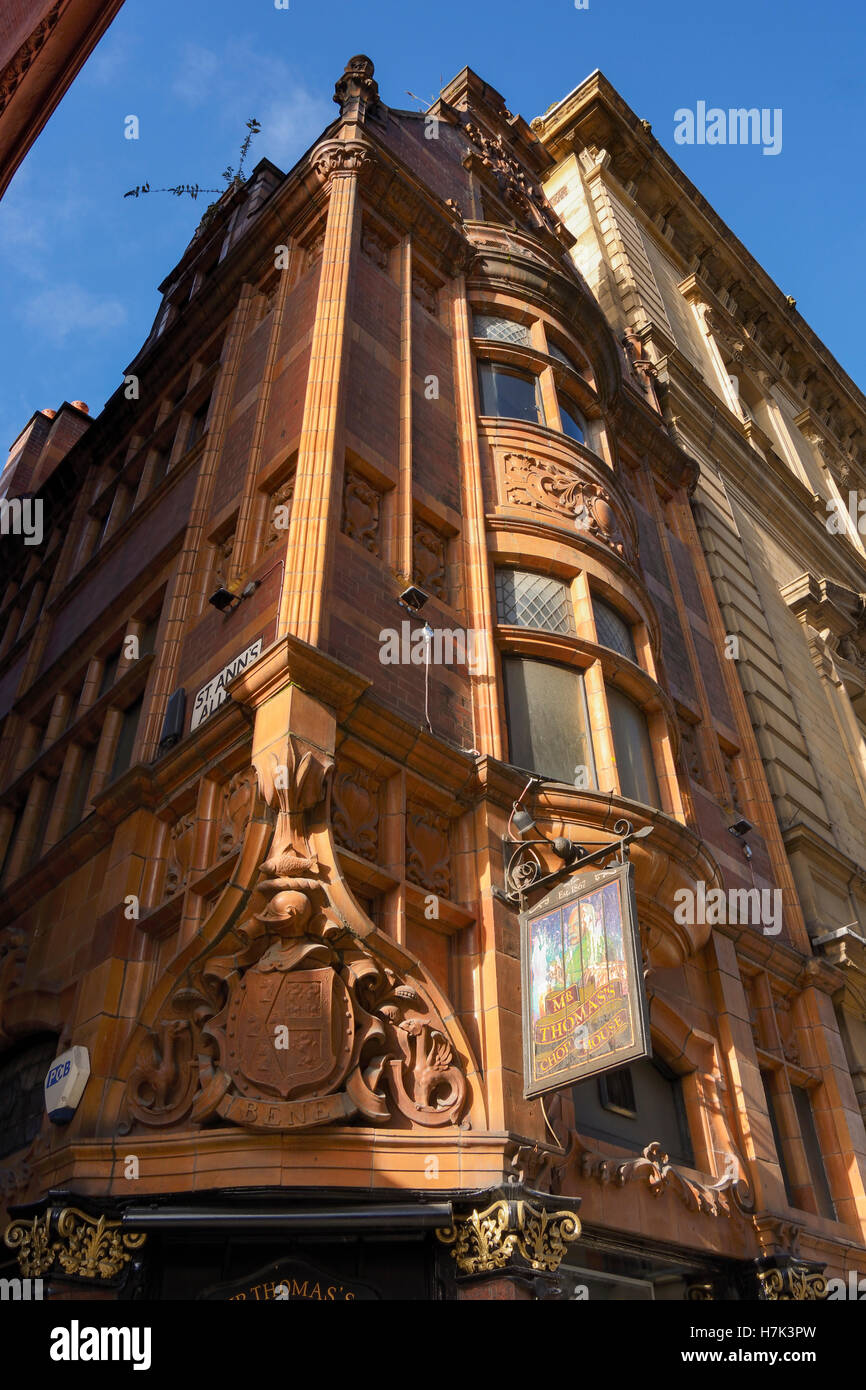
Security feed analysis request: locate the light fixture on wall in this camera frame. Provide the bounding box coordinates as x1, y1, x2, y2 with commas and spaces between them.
496, 773, 654, 905
208, 587, 240, 613
398, 585, 429, 613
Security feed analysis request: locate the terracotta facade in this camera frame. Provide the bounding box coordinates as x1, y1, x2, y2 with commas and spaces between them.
1, 56, 865, 1301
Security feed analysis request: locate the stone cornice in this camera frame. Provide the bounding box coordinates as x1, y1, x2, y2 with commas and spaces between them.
533, 71, 866, 469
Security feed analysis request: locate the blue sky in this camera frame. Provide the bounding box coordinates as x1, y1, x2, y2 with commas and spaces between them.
2, 0, 864, 456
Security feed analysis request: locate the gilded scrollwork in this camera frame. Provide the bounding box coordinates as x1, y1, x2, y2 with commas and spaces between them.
436, 1193, 581, 1274
4, 1208, 146, 1283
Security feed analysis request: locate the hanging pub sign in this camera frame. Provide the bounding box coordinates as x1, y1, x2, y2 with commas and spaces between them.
521, 860, 650, 1099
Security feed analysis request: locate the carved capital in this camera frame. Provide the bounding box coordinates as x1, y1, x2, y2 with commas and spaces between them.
312, 141, 375, 184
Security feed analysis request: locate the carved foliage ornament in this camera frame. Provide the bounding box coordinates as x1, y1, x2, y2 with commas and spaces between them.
412, 521, 448, 601
123, 736, 468, 1133
463, 121, 563, 240
573, 1137, 755, 1219
503, 451, 633, 562
332, 762, 379, 859
0, 2, 63, 115
312, 141, 374, 184
342, 469, 381, 553
436, 1195, 581, 1274
4, 1208, 146, 1282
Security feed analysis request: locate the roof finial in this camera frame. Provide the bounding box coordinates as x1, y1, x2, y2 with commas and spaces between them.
334, 55, 380, 122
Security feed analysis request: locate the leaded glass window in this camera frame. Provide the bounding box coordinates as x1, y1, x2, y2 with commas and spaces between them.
496, 570, 575, 635
473, 315, 532, 347
592, 595, 637, 662
0, 1035, 57, 1158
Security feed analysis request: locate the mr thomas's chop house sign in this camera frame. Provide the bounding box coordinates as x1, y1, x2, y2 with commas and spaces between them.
190, 638, 263, 730
521, 861, 650, 1098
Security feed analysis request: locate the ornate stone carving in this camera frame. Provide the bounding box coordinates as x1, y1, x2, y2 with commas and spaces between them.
436, 1192, 581, 1274
218, 770, 256, 857
342, 469, 381, 552
361, 222, 392, 271
571, 1137, 755, 1218
124, 736, 470, 1134
312, 141, 373, 184
212, 533, 235, 590
412, 521, 448, 601
503, 451, 633, 561
332, 762, 379, 859
265, 478, 295, 548
164, 813, 195, 897
304, 227, 326, 270
406, 804, 451, 896
463, 121, 564, 240
127, 1020, 197, 1126
412, 268, 439, 316
0, 2, 63, 116
4, 1208, 146, 1282
333, 54, 380, 117
770, 988, 801, 1065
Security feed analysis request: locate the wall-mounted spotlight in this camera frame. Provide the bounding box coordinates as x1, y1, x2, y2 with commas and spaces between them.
208, 587, 240, 613
728, 818, 753, 839
398, 585, 429, 613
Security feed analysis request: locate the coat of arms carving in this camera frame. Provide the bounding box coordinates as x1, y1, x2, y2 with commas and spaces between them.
122, 736, 469, 1134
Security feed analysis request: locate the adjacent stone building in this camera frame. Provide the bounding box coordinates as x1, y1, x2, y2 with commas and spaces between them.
1, 56, 865, 1301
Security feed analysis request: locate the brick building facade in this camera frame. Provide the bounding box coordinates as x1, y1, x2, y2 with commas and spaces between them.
1, 55, 865, 1301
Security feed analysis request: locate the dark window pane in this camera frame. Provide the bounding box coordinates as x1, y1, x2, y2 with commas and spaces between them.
473, 315, 531, 347
99, 648, 121, 698
548, 340, 581, 372
62, 743, 97, 836
477, 361, 541, 424
503, 657, 595, 786
761, 1070, 796, 1205
599, 1066, 637, 1117
593, 596, 637, 662
792, 1085, 836, 1221
495, 570, 574, 634
559, 398, 586, 444
0, 1035, 58, 1158
111, 696, 143, 782
187, 397, 210, 450
573, 1055, 693, 1165
607, 685, 660, 806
